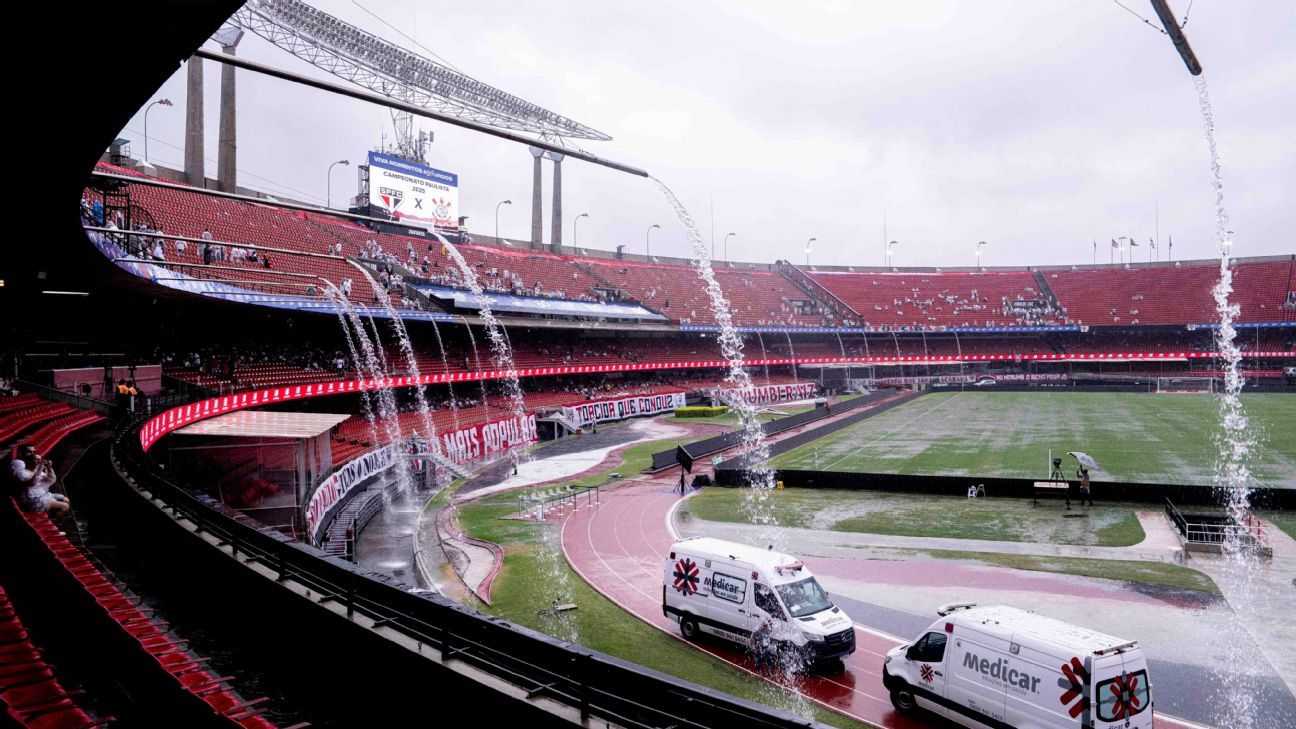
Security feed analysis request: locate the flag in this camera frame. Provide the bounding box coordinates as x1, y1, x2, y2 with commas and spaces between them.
1128, 236, 1139, 247
1111, 239, 1119, 249
1150, 238, 1157, 249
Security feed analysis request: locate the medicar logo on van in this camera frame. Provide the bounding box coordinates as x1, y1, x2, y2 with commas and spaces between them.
961, 650, 1040, 694
708, 572, 747, 603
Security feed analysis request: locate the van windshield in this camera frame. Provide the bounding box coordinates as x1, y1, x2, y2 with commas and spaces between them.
775, 577, 834, 618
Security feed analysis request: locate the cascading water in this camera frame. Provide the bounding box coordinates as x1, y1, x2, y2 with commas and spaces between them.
427, 320, 462, 430
462, 324, 493, 423
432, 235, 530, 457
330, 292, 418, 503
755, 332, 771, 384
782, 333, 800, 384
326, 288, 379, 445
1195, 75, 1265, 728
653, 178, 814, 703
432, 233, 578, 643
357, 268, 445, 469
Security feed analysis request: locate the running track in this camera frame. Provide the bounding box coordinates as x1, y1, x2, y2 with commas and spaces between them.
558, 477, 1204, 728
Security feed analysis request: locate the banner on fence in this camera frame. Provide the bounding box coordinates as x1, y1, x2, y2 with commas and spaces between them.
709, 382, 817, 406
559, 392, 687, 428
438, 413, 538, 464
868, 373, 1070, 387
305, 444, 397, 543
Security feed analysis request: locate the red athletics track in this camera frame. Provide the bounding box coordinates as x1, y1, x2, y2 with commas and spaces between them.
558, 477, 1205, 729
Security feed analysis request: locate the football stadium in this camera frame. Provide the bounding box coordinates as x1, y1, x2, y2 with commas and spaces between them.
5, 1, 1295, 728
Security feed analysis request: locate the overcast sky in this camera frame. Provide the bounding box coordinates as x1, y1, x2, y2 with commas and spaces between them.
122, 0, 1294, 268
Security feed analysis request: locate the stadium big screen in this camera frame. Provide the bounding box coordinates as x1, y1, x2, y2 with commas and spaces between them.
367, 151, 460, 229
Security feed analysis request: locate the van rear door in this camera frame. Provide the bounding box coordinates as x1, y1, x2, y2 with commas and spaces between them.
1093, 652, 1153, 729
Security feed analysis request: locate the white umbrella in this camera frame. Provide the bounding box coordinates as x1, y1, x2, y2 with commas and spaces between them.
1067, 451, 1102, 472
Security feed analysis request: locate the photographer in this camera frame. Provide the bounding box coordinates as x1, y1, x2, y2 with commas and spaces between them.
9, 445, 72, 521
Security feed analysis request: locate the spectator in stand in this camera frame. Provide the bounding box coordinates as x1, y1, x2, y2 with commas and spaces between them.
10, 445, 71, 522
151, 237, 166, 261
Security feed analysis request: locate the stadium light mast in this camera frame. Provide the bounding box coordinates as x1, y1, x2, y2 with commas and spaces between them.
495, 199, 513, 243
887, 240, 900, 271
326, 159, 349, 209
724, 232, 736, 261
805, 237, 817, 267
976, 240, 988, 271
231, 0, 612, 147
646, 224, 660, 258
573, 212, 589, 247
142, 98, 173, 165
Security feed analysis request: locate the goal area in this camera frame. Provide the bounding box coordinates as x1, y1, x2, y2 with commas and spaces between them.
1155, 376, 1218, 394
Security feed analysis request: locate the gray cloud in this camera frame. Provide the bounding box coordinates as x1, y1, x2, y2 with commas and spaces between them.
124, 0, 1294, 268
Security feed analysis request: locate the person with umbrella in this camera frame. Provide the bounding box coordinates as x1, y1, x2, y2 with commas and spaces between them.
1068, 452, 1100, 506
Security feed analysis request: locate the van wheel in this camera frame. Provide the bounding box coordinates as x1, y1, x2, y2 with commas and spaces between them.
679, 615, 700, 640
890, 686, 918, 714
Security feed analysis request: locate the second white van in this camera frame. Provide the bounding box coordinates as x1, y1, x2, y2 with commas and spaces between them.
883, 603, 1154, 729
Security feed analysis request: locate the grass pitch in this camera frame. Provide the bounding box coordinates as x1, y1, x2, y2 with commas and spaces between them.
769, 391, 1296, 487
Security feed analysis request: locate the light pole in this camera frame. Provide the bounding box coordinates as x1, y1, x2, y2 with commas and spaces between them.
495, 199, 513, 243
724, 232, 736, 261
976, 240, 988, 271
573, 212, 589, 247
805, 237, 817, 267
143, 98, 173, 164
886, 240, 900, 271
326, 159, 349, 209
646, 224, 660, 258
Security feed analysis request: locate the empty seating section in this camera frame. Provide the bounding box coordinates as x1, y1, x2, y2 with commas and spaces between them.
0, 397, 104, 458
90, 166, 1294, 330
87, 171, 374, 302
0, 403, 75, 442
1043, 260, 1293, 326
1, 585, 108, 728
575, 259, 826, 326
21, 411, 106, 458
6, 505, 282, 728
807, 270, 1063, 329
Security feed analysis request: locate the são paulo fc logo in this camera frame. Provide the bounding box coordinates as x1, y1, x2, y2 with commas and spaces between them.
919, 664, 935, 683
673, 558, 699, 595
1057, 656, 1091, 721
378, 187, 403, 212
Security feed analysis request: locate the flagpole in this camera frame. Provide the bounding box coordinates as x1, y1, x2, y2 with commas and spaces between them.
1092, 240, 1096, 265
1155, 201, 1160, 261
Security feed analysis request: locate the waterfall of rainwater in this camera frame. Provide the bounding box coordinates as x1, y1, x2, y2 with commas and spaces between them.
652, 177, 813, 703
1196, 75, 1266, 728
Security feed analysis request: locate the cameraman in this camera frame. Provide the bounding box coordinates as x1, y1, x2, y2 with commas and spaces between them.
9, 445, 72, 520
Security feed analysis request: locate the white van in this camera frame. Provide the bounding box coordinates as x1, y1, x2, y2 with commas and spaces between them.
883, 603, 1153, 729
662, 537, 855, 666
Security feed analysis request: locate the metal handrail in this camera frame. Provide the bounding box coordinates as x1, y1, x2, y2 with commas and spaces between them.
14, 379, 117, 417
111, 420, 819, 729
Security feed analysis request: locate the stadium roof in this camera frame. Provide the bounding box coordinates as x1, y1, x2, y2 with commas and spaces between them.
172, 410, 350, 439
